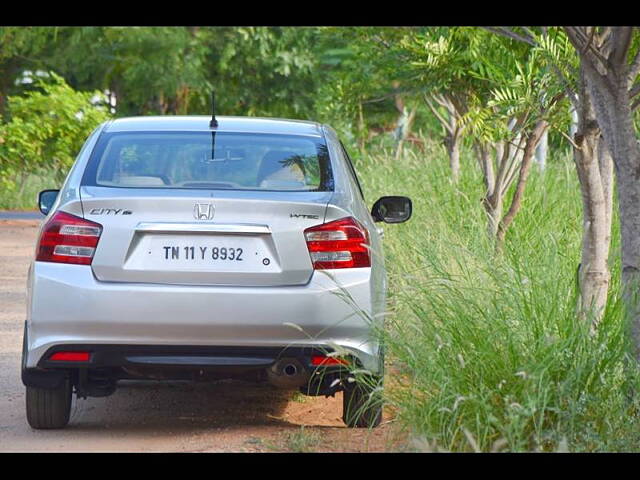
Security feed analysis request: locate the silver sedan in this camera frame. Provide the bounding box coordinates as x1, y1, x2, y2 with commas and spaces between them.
22, 115, 412, 429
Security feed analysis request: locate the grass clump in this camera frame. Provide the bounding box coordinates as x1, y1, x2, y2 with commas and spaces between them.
278, 427, 322, 453
354, 140, 640, 451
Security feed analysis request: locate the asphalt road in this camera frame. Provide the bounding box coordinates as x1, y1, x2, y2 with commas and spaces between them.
0, 211, 43, 220
0, 220, 393, 452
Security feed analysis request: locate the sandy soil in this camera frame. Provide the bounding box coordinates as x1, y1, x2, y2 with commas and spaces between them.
0, 220, 404, 452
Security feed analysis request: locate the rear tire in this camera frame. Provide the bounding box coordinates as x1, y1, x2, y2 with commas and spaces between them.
342, 376, 383, 428
26, 378, 72, 429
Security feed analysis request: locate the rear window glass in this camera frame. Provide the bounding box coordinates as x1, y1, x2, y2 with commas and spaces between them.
82, 131, 333, 191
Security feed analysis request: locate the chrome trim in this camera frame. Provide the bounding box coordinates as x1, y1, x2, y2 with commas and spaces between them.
135, 222, 271, 235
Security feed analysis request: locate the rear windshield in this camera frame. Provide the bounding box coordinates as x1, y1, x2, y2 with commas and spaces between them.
82, 131, 333, 191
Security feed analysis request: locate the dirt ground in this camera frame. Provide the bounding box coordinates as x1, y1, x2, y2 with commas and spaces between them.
0, 220, 405, 452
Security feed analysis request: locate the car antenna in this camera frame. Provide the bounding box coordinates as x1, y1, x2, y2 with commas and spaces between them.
209, 90, 218, 128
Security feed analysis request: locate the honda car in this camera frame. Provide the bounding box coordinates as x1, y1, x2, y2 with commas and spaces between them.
21, 115, 412, 429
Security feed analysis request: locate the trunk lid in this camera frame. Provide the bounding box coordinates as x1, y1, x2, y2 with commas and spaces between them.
81, 186, 331, 286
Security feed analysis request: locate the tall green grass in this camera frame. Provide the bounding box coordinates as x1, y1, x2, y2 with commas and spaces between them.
0, 169, 60, 210
355, 140, 640, 451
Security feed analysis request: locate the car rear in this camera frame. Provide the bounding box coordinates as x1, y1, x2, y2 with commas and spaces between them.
22, 116, 384, 428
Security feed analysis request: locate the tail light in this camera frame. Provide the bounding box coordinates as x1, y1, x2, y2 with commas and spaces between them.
36, 211, 102, 265
304, 217, 370, 269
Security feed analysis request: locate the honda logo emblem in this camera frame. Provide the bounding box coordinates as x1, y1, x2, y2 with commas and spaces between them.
194, 203, 215, 220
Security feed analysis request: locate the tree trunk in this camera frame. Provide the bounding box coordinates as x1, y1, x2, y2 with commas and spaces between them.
477, 118, 548, 250
110, 82, 124, 116
483, 140, 507, 239
16, 171, 29, 197
534, 129, 548, 171
568, 68, 614, 327
485, 194, 503, 239
173, 85, 190, 115
569, 105, 579, 138
394, 106, 417, 160
582, 64, 640, 353
616, 138, 640, 362
575, 129, 612, 324
475, 142, 495, 196
357, 101, 366, 155
446, 130, 462, 183
425, 93, 467, 182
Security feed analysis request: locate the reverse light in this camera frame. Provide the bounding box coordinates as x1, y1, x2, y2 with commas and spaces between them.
36, 211, 102, 265
304, 217, 370, 269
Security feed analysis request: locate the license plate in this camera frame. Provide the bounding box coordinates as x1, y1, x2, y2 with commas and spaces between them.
162, 245, 245, 262
133, 234, 276, 272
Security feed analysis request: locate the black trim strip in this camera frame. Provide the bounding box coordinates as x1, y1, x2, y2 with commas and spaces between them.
37, 344, 336, 371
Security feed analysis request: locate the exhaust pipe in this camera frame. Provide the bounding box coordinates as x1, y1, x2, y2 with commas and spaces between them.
267, 358, 310, 389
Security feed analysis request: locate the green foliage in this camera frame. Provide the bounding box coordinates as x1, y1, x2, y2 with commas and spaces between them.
29, 27, 325, 119
205, 27, 319, 119
0, 27, 58, 118
0, 72, 111, 190
39, 27, 211, 116
385, 28, 570, 146
312, 27, 436, 141
0, 27, 53, 61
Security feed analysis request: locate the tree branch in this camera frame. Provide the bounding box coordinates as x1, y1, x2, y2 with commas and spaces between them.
550, 60, 579, 109
559, 128, 580, 150
424, 94, 455, 135
496, 139, 519, 195
482, 27, 536, 46
492, 140, 510, 196
361, 86, 427, 105
598, 27, 613, 47
521, 27, 538, 41
497, 120, 549, 246
610, 26, 633, 69
568, 26, 594, 52
565, 27, 612, 75
501, 134, 527, 198
565, 27, 617, 95
447, 92, 469, 117
432, 92, 451, 109
583, 27, 597, 56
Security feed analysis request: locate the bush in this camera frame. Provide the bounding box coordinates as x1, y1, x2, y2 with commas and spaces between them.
0, 72, 111, 196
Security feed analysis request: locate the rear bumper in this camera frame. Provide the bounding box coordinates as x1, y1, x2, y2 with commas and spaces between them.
31, 344, 344, 377
26, 262, 382, 373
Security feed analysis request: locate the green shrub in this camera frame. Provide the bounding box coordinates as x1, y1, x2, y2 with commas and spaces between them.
0, 72, 111, 198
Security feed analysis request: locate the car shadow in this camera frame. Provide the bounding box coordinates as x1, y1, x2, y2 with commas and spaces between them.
66, 379, 337, 431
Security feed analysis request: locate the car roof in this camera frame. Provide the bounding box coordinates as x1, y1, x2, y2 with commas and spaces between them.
103, 116, 325, 137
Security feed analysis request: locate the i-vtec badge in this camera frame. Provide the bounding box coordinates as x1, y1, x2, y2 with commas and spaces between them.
290, 213, 319, 219
194, 203, 215, 220
89, 208, 132, 215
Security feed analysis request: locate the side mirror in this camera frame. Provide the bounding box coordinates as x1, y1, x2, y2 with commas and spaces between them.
371, 196, 412, 224
38, 189, 59, 215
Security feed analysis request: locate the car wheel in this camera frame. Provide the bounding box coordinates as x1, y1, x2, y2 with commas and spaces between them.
26, 377, 72, 429
342, 375, 383, 428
